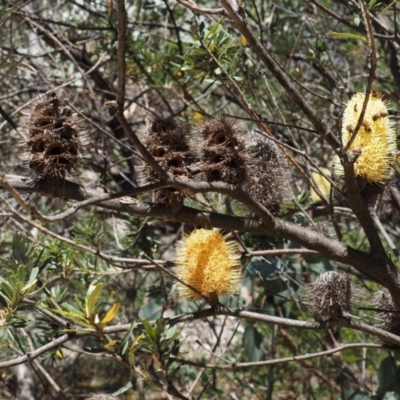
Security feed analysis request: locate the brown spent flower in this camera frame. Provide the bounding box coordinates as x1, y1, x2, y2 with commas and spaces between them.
20, 92, 86, 182
307, 271, 353, 321
373, 288, 400, 345
195, 117, 247, 185
243, 131, 290, 214
141, 113, 195, 212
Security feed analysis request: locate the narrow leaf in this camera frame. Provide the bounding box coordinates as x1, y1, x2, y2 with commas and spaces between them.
85, 283, 104, 318
100, 302, 120, 327
330, 32, 367, 42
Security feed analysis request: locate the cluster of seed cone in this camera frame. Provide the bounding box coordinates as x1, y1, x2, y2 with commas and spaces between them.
195, 118, 289, 214
307, 271, 353, 321
141, 114, 195, 212
21, 92, 85, 182
142, 116, 289, 213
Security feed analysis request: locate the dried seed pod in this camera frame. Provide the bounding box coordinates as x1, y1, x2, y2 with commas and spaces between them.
373, 288, 400, 344
334, 92, 396, 198
196, 117, 246, 185
141, 113, 194, 212
175, 229, 242, 304
307, 271, 352, 321
20, 92, 86, 182
243, 131, 290, 214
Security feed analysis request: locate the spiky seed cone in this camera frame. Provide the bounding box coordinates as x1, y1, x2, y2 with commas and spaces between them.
20, 92, 86, 182
373, 288, 400, 344
175, 229, 242, 304
196, 118, 247, 185
334, 92, 396, 190
307, 271, 352, 321
243, 132, 290, 214
141, 113, 194, 212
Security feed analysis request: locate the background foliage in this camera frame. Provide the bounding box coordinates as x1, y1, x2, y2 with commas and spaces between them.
1, 0, 400, 399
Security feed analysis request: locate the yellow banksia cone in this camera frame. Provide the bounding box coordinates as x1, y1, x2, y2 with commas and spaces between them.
310, 168, 331, 203
175, 229, 242, 304
336, 92, 396, 185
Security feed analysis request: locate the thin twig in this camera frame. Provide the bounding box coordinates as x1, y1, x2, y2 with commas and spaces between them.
176, 0, 226, 16
170, 343, 382, 370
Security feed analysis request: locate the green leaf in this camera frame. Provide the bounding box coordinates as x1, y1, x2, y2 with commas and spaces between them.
243, 325, 263, 362
85, 283, 104, 318
138, 291, 163, 320
112, 381, 134, 396
141, 318, 157, 344
21, 267, 39, 294
120, 321, 136, 356
376, 356, 400, 398
330, 32, 367, 42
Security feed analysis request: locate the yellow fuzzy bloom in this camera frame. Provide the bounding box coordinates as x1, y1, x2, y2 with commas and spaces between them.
175, 229, 242, 303
310, 168, 331, 203
336, 92, 396, 184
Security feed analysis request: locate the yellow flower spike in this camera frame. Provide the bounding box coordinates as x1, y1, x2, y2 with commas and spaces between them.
310, 168, 331, 203
193, 112, 204, 122
175, 229, 242, 303
336, 92, 396, 184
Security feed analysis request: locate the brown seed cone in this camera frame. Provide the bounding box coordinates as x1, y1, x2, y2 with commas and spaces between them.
20, 92, 86, 182
307, 271, 352, 321
195, 117, 247, 185
243, 132, 290, 214
141, 113, 194, 211
373, 288, 400, 344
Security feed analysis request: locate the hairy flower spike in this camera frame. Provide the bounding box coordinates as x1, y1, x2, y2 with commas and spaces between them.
335, 92, 396, 186
175, 229, 242, 304
307, 271, 353, 321
20, 92, 86, 182
141, 113, 194, 212
373, 288, 400, 345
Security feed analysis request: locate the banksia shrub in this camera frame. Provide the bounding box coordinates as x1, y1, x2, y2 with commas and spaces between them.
373, 288, 400, 343
141, 113, 194, 212
21, 92, 86, 182
175, 229, 242, 304
307, 271, 353, 321
334, 92, 396, 194
243, 131, 290, 214
196, 117, 246, 185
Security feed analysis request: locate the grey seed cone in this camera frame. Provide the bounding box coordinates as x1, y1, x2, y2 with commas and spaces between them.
373, 288, 400, 344
307, 271, 352, 321
243, 131, 290, 214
